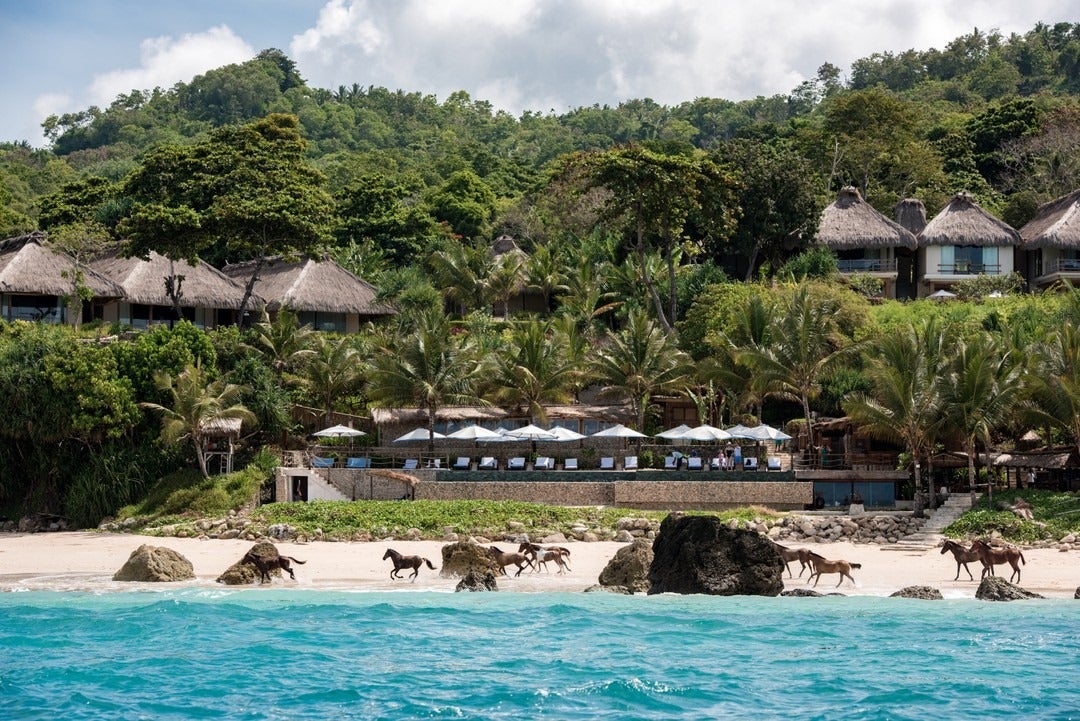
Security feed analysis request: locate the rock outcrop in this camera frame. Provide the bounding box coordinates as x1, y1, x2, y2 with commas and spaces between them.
647, 514, 784, 596
597, 538, 653, 594
216, 541, 283, 585
455, 570, 499, 592
113, 544, 195, 582
890, 585, 944, 600
439, 540, 502, 578
975, 576, 1045, 601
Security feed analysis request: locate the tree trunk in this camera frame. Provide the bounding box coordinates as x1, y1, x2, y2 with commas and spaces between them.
967, 439, 978, 507
911, 458, 925, 518
195, 438, 210, 479
238, 255, 267, 329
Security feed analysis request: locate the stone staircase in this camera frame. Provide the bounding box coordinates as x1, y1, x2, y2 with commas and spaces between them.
886, 493, 980, 551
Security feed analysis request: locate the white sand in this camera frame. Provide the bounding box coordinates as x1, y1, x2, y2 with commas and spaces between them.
0, 532, 1076, 598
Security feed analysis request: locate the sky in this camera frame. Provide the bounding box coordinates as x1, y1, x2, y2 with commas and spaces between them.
2, 0, 1077, 148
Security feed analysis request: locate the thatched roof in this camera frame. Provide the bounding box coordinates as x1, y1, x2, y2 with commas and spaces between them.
1018, 188, 1080, 249
223, 256, 395, 316
918, 192, 1020, 247
0, 233, 123, 297
894, 198, 927, 235
491, 234, 528, 258
91, 249, 250, 309
371, 404, 633, 426
815, 187, 917, 250
202, 417, 243, 438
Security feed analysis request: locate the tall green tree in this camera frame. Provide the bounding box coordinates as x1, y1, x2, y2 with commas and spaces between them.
298, 334, 367, 425
489, 320, 575, 423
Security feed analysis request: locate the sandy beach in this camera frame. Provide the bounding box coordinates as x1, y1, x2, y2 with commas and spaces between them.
1, 532, 1077, 598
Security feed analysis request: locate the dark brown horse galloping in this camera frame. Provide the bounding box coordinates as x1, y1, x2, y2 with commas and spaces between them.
939, 539, 981, 581
383, 548, 436, 580
969, 539, 1026, 583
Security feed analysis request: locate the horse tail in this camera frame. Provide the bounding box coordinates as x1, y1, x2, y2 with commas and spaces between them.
1019, 551, 1026, 565
284, 557, 306, 565
424, 558, 436, 569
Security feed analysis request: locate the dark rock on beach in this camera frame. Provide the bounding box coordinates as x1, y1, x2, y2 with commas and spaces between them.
647, 513, 785, 596
113, 544, 194, 582
439, 540, 502, 578
975, 575, 1045, 601
597, 537, 653, 594
216, 540, 282, 585
455, 570, 499, 592
781, 588, 830, 597
1075, 586, 1080, 600
890, 585, 944, 600
584, 584, 633, 594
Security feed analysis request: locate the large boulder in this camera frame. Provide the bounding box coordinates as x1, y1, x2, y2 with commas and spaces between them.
216, 541, 282, 585
597, 538, 653, 594
975, 576, 1045, 601
890, 585, 944, 600
647, 514, 785, 596
113, 544, 195, 582
440, 540, 502, 578
455, 570, 499, 592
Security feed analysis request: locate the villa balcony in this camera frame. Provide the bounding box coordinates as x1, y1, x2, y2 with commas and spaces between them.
836, 259, 897, 273
935, 263, 1001, 275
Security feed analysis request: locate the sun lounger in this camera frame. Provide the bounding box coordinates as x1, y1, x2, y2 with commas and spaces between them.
563, 458, 578, 470
599, 457, 615, 470
402, 458, 418, 470
743, 457, 759, 470
686, 457, 703, 470
624, 456, 638, 470
508, 457, 526, 470
311, 456, 335, 468
664, 455, 677, 470
767, 457, 782, 471
479, 456, 497, 470
453, 457, 471, 470
426, 458, 441, 469
534, 456, 553, 470
346, 457, 370, 469
711, 457, 721, 470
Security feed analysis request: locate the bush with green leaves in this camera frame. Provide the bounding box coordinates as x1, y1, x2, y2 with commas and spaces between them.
943, 489, 1080, 543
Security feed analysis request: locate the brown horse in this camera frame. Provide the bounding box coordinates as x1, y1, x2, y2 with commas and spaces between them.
806, 551, 861, 587
488, 546, 533, 577
969, 539, 1026, 583
939, 539, 981, 581
242, 551, 306, 583
770, 541, 814, 578
518, 542, 571, 573
383, 548, 436, 580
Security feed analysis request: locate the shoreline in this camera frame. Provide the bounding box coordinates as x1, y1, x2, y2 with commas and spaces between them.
1, 531, 1077, 598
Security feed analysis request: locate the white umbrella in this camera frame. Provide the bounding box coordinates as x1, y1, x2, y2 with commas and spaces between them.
392, 427, 446, 443
590, 423, 649, 438
545, 426, 587, 441
723, 424, 758, 439
313, 424, 367, 438
929, 289, 956, 300
446, 424, 503, 441
742, 424, 793, 442
655, 424, 693, 439
677, 424, 732, 441
502, 424, 559, 441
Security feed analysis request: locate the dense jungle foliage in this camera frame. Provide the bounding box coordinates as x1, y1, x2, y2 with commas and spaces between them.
5, 24, 1080, 528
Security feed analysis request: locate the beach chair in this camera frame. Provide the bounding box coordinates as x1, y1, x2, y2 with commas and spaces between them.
453, 457, 471, 471
623, 455, 638, 470
664, 455, 677, 470
686, 457, 703, 471
534, 456, 553, 470
767, 457, 782, 471
402, 458, 419, 470
425, 458, 442, 469
743, 457, 759, 471
311, 456, 335, 468
711, 457, 721, 470
346, 457, 370, 469
478, 456, 498, 470
599, 457, 615, 470
508, 457, 526, 470
563, 458, 578, 470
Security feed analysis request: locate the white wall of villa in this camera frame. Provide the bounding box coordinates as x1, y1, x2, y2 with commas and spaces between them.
918, 244, 1015, 296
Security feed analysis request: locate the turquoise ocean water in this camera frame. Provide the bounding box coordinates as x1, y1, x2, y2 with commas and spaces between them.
1, 590, 1077, 720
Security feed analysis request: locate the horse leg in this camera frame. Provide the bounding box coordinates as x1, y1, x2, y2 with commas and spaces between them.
1010, 562, 1020, 583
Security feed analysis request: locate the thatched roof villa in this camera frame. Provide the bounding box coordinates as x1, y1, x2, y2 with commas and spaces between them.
1018, 188, 1080, 291
223, 256, 395, 333
916, 191, 1021, 297
488, 234, 546, 315
0, 232, 123, 324
816, 186, 918, 299
894, 197, 928, 236
90, 249, 250, 329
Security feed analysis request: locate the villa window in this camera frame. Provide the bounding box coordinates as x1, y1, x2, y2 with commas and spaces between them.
939, 246, 999, 274
299, 311, 346, 333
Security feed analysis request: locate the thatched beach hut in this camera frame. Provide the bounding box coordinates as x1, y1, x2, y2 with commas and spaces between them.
815, 187, 918, 299
488, 235, 545, 315
916, 191, 1020, 297
894, 197, 927, 236
0, 232, 122, 324
223, 256, 394, 333
1018, 188, 1080, 291
91, 249, 250, 329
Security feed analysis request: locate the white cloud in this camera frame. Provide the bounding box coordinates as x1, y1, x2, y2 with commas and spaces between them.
86, 25, 254, 107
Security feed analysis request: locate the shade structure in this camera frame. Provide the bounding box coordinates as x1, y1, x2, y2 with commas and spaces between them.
446, 424, 503, 441
655, 424, 693, 439
590, 423, 649, 439
392, 427, 446, 443
928, 289, 956, 299
676, 424, 732, 442
501, 424, 559, 441
723, 424, 758, 439
741, 424, 792, 442
313, 424, 367, 438
545, 426, 587, 441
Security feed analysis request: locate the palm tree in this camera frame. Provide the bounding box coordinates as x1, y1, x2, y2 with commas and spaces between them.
368, 309, 486, 451
1023, 322, 1080, 456
592, 309, 691, 430
843, 319, 951, 517
242, 308, 315, 381
556, 258, 620, 340
429, 240, 486, 315
483, 251, 524, 318
298, 334, 367, 425
490, 319, 575, 423
524, 242, 569, 312
140, 363, 256, 479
